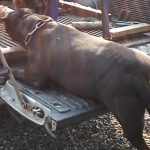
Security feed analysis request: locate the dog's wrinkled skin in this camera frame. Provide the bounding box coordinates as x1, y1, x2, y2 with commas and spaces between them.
13, 0, 49, 14
2, 9, 150, 150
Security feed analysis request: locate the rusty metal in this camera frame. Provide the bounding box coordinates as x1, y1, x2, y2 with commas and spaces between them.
109, 0, 150, 23
100, 0, 111, 40
1, 14, 150, 49
1, 11, 150, 47
0, 23, 19, 48
44, 117, 57, 139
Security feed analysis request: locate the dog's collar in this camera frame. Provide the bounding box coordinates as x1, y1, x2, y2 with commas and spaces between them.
24, 17, 52, 46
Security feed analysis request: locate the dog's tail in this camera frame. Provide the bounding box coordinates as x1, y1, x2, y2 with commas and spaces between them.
133, 75, 150, 114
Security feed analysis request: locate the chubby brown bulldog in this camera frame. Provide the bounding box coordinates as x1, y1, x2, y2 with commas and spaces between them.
1, 8, 150, 150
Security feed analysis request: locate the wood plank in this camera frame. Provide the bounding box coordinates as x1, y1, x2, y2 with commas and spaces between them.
110, 23, 150, 39
122, 37, 150, 47
71, 21, 102, 30
59, 0, 111, 20
0, 46, 26, 63
1, 46, 25, 54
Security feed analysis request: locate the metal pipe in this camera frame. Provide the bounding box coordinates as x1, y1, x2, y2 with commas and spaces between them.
100, 0, 111, 40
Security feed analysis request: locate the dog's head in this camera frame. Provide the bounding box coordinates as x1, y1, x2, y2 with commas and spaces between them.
2, 8, 51, 46
13, 0, 49, 15
2, 8, 33, 45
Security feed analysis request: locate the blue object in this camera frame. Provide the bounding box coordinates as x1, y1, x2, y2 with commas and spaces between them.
48, 0, 59, 20
115, 21, 140, 27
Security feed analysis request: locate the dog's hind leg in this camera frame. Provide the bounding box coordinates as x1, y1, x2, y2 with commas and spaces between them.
122, 119, 149, 150
112, 95, 149, 150
132, 76, 150, 117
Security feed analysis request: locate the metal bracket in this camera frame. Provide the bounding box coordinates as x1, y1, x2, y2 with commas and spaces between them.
44, 117, 57, 139
0, 80, 52, 125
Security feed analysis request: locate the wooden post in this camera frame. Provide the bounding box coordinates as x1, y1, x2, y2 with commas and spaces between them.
100, 0, 111, 40
59, 0, 111, 20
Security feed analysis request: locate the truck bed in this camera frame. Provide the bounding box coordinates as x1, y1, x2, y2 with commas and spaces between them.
13, 80, 107, 128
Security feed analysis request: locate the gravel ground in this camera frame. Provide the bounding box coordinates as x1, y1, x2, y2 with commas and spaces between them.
0, 103, 150, 150
0, 1, 150, 149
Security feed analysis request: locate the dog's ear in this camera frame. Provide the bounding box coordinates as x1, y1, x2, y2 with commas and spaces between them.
1, 8, 32, 22
2, 8, 34, 34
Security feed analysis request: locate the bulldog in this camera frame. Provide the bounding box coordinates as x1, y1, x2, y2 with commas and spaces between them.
1, 8, 150, 150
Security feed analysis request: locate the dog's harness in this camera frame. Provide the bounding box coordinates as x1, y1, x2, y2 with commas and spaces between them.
24, 17, 52, 46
